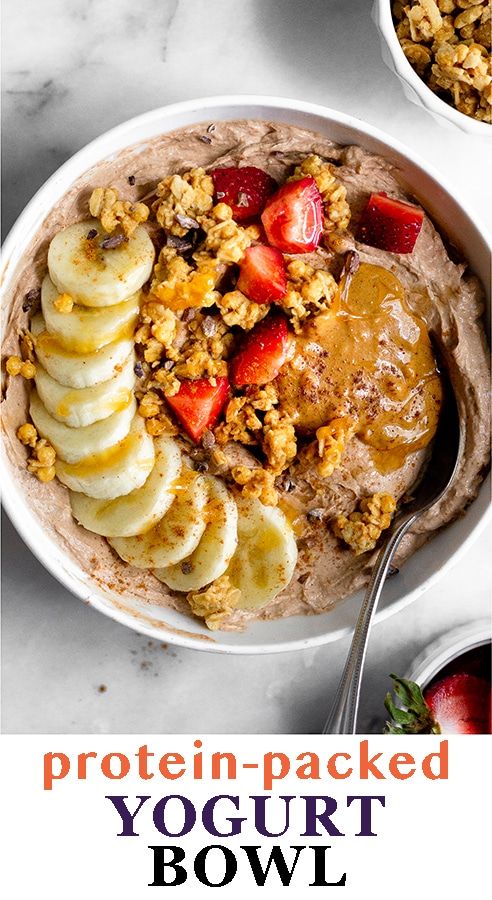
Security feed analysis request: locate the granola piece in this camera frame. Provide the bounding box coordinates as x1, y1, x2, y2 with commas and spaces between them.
198, 215, 252, 264
153, 167, 214, 236
171, 313, 231, 381
89, 187, 149, 238
26, 437, 57, 483
332, 493, 397, 555
145, 413, 179, 436
6, 356, 36, 379
455, 4, 484, 29
53, 292, 74, 313
401, 38, 433, 73
315, 417, 356, 478
16, 422, 38, 448
290, 155, 351, 245
214, 385, 279, 446
150, 246, 221, 311
187, 574, 241, 630
217, 289, 268, 330
281, 259, 338, 332
231, 465, 279, 506
153, 368, 181, 397
406, 0, 443, 42
215, 395, 263, 445
436, 0, 456, 12
262, 408, 297, 474
138, 390, 163, 418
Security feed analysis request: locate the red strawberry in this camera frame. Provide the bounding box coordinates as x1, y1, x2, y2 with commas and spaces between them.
230, 312, 290, 387
356, 192, 424, 254
261, 176, 323, 254
384, 673, 492, 735
424, 673, 492, 735
165, 376, 229, 443
211, 166, 277, 222
237, 244, 287, 304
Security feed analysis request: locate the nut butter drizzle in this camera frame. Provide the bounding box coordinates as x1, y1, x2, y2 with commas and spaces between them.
276, 262, 443, 473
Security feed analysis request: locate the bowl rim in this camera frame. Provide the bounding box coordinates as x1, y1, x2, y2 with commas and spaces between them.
373, 0, 492, 136
405, 619, 492, 688
1, 93, 491, 655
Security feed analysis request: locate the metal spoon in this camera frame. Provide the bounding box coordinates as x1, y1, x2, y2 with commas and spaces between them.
323, 382, 464, 735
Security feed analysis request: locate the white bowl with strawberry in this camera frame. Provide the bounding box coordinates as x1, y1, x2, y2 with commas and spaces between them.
1, 96, 490, 653
385, 621, 491, 734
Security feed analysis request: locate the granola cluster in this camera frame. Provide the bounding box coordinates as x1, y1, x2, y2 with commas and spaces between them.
17, 423, 56, 482
393, 1, 492, 122
281, 258, 338, 333
314, 417, 356, 478
89, 187, 150, 237
332, 493, 397, 555
186, 574, 241, 630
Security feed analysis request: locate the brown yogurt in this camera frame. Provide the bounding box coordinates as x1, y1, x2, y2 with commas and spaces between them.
1, 120, 490, 630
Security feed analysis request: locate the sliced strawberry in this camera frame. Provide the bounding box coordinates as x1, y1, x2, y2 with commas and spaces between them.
261, 176, 323, 254
356, 192, 424, 254
237, 245, 287, 304
211, 166, 277, 222
424, 673, 492, 735
230, 312, 290, 387
165, 376, 229, 443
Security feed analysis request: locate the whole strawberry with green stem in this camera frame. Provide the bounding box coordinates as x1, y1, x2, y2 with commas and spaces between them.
384, 673, 491, 735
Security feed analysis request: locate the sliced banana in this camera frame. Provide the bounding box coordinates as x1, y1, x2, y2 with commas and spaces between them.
155, 476, 238, 592
226, 497, 298, 610
69, 435, 182, 537
34, 352, 135, 428
109, 471, 207, 569
41, 275, 140, 354
31, 314, 134, 389
30, 390, 136, 464
48, 219, 155, 307
56, 415, 155, 499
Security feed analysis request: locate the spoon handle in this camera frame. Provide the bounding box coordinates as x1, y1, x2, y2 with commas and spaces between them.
322, 513, 418, 735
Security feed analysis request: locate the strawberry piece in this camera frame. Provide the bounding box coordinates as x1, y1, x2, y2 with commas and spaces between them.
211, 166, 277, 222
230, 312, 290, 387
165, 376, 229, 443
237, 244, 287, 304
424, 673, 492, 735
261, 176, 323, 254
356, 191, 424, 254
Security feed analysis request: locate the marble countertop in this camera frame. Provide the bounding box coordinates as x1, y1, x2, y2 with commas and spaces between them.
2, 0, 491, 734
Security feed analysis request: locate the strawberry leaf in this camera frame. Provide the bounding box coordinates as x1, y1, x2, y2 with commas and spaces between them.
384, 674, 441, 735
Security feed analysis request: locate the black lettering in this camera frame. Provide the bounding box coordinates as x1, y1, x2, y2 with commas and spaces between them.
308, 846, 347, 886
242, 845, 304, 886
148, 846, 187, 886
194, 845, 237, 887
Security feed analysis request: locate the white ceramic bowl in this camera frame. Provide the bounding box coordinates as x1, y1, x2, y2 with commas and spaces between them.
372, 0, 492, 137
1, 95, 491, 654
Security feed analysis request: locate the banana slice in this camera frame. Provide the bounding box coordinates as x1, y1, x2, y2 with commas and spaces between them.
56, 415, 155, 499
30, 390, 136, 464
109, 471, 207, 569
41, 275, 140, 354
226, 497, 298, 610
155, 476, 238, 591
69, 435, 182, 537
48, 219, 155, 307
34, 352, 135, 428
30, 314, 134, 389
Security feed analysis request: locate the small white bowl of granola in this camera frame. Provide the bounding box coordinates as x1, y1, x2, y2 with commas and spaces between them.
1, 95, 490, 653
372, 0, 491, 135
